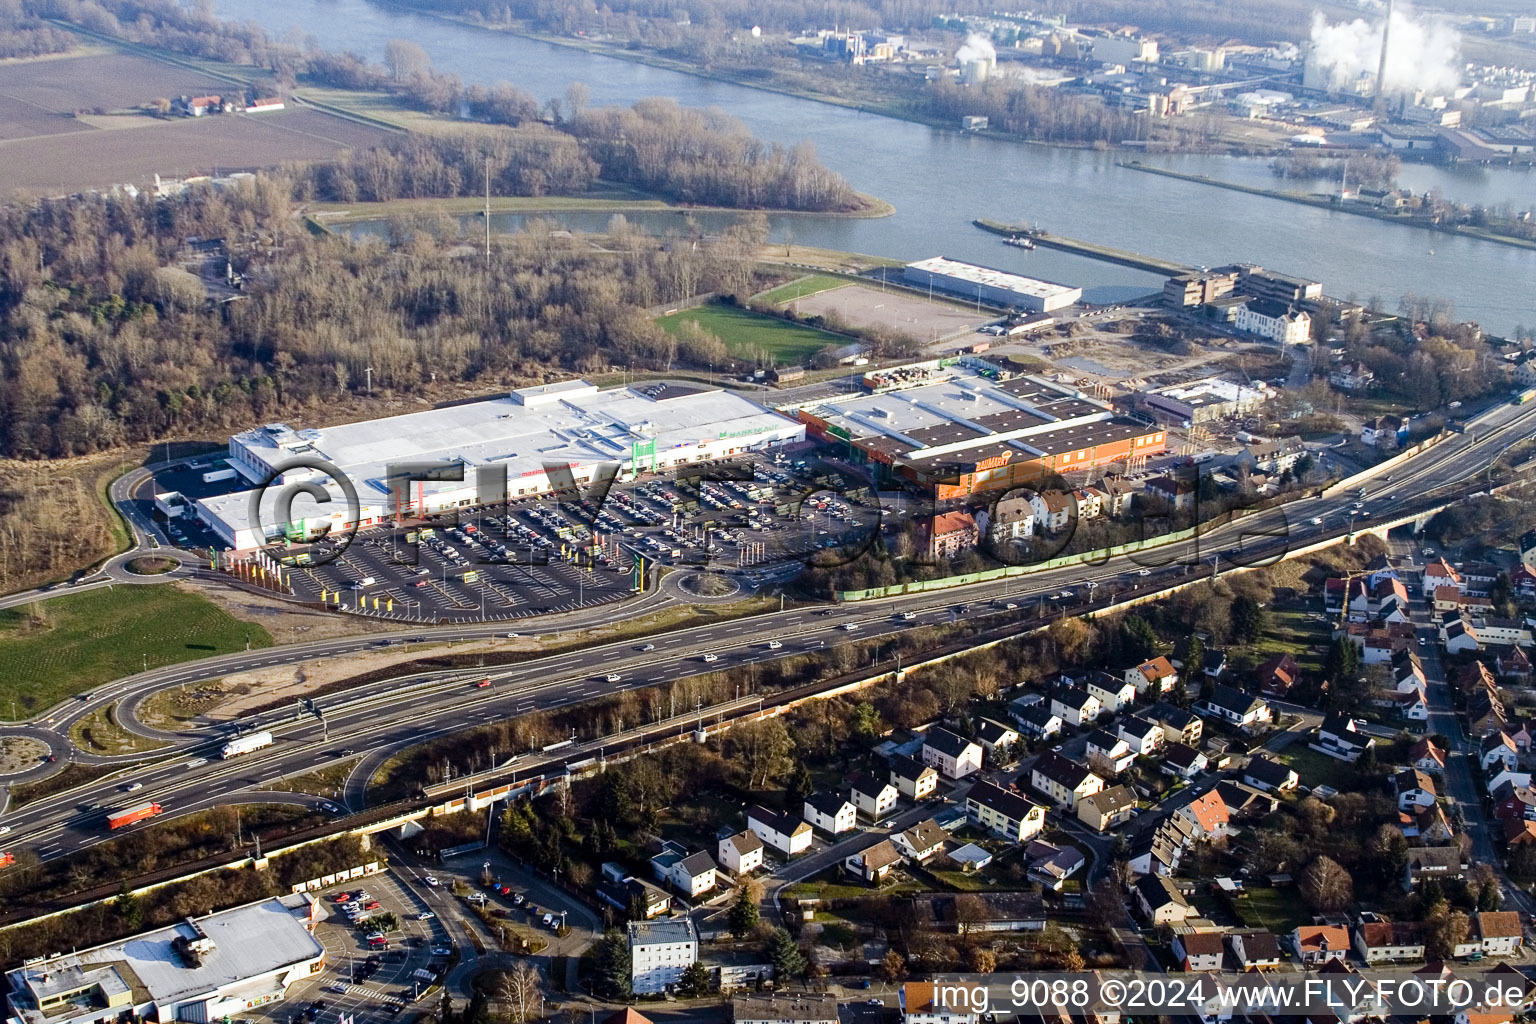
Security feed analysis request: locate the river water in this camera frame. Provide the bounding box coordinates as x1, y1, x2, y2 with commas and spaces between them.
220, 0, 1536, 333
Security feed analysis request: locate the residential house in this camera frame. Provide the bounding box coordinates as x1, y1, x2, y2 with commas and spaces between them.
973, 718, 1021, 762
1149, 702, 1203, 745
1329, 362, 1374, 390
1404, 846, 1464, 888
927, 511, 978, 559
1030, 751, 1105, 810
716, 831, 764, 876
921, 727, 983, 780
888, 754, 939, 801
1201, 684, 1273, 730
803, 792, 857, 836
1242, 756, 1299, 792
1482, 732, 1520, 773
1025, 840, 1087, 890
1087, 670, 1138, 713
1203, 649, 1229, 679
1353, 915, 1426, 962
1409, 737, 1448, 774
1423, 557, 1463, 594
1118, 715, 1165, 755
628, 918, 698, 995
1396, 768, 1437, 811
1362, 414, 1408, 448
1163, 741, 1209, 779
1013, 704, 1063, 740
848, 773, 900, 820
650, 843, 717, 899
1314, 713, 1376, 762
891, 819, 949, 863
1077, 785, 1138, 832
1240, 434, 1307, 475
1086, 729, 1136, 775
1050, 685, 1101, 728
1215, 780, 1280, 818
1130, 814, 1199, 878
1176, 789, 1231, 840
1487, 766, 1533, 796
597, 876, 672, 920
1229, 930, 1282, 970
1291, 924, 1350, 965
844, 839, 901, 885
1031, 491, 1075, 532
965, 780, 1045, 842
1255, 653, 1300, 697
1173, 931, 1227, 972
1125, 657, 1180, 696
1470, 912, 1524, 957
985, 496, 1036, 544
1136, 875, 1193, 926
1392, 650, 1428, 690
1499, 646, 1533, 680
1493, 780, 1536, 822
1402, 803, 1455, 842
747, 805, 812, 857
731, 994, 839, 1024
1146, 474, 1197, 511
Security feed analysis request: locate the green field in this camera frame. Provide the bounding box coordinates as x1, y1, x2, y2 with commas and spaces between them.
658, 303, 845, 365
756, 275, 849, 306
0, 585, 274, 714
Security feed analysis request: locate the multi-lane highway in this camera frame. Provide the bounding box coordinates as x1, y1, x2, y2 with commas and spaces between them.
1, 397, 1533, 870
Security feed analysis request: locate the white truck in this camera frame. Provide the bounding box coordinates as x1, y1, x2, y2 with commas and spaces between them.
220, 730, 274, 759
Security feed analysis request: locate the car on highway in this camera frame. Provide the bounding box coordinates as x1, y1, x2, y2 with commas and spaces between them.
701, 653, 719, 662
901, 611, 917, 620
1309, 517, 1322, 526
123, 782, 143, 792
605, 673, 622, 682
1006, 602, 1018, 610
767, 640, 782, 649
637, 643, 655, 651
475, 678, 492, 688
321, 802, 339, 813
842, 623, 860, 631
185, 758, 207, 768
431, 946, 453, 957
418, 912, 436, 921
1137, 569, 1151, 576
0, 826, 11, 837
423, 875, 439, 887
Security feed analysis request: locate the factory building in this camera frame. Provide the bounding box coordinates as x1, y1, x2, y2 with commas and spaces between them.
904, 256, 1082, 313
197, 380, 804, 551
1139, 377, 1274, 425
3, 895, 325, 1024
798, 364, 1165, 499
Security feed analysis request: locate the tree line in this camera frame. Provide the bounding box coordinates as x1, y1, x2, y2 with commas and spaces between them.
0, 0, 73, 57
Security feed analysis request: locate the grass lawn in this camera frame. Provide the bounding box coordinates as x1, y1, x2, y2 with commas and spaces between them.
657, 303, 845, 365
1275, 744, 1359, 791
1229, 885, 1309, 933
0, 585, 274, 713
1234, 607, 1330, 673
69, 702, 170, 756
756, 276, 849, 306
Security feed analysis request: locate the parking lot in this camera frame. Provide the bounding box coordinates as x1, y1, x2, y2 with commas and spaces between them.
261, 870, 455, 1024
780, 282, 991, 344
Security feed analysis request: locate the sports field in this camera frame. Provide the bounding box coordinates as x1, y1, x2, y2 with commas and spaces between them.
658, 303, 845, 365
0, 585, 273, 714
756, 274, 850, 306
784, 283, 990, 343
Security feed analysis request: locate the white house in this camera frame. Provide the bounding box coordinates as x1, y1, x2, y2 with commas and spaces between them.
973, 718, 1021, 761
1118, 715, 1165, 754
1125, 656, 1179, 695
849, 773, 900, 820
803, 792, 857, 835
921, 727, 983, 779
965, 780, 1046, 842
650, 843, 717, 898
891, 819, 950, 862
629, 918, 698, 995
716, 831, 765, 876
887, 754, 939, 800
1085, 729, 1136, 775
747, 805, 812, 857
1482, 732, 1520, 773
1015, 705, 1063, 739
1201, 684, 1272, 730
1235, 298, 1311, 345
844, 840, 901, 885
1050, 685, 1101, 728
1395, 768, 1437, 811
1086, 671, 1137, 713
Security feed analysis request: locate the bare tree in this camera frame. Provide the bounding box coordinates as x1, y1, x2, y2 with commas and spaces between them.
384, 39, 430, 82
495, 962, 545, 1023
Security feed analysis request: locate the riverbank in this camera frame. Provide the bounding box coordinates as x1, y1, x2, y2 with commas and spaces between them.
972, 219, 1193, 276
309, 188, 895, 225
1121, 161, 1536, 253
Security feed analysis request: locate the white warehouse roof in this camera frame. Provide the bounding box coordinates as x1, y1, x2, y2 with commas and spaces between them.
905, 256, 1080, 305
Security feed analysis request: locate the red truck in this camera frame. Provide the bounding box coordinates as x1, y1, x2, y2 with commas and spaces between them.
0, 851, 14, 869
107, 801, 163, 830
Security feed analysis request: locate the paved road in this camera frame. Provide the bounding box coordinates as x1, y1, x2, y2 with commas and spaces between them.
1, 399, 1533, 871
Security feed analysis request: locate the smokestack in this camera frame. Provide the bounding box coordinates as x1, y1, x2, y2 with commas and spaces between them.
1375, 0, 1394, 98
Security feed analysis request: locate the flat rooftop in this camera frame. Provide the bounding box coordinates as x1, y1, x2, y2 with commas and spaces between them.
205, 381, 800, 536
1145, 377, 1270, 408
6, 895, 323, 1024
906, 256, 1079, 301
627, 918, 697, 945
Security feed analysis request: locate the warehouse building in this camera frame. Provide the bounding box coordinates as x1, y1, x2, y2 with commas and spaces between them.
3, 894, 325, 1024
197, 380, 804, 551
904, 256, 1082, 313
1138, 377, 1274, 425
798, 365, 1165, 498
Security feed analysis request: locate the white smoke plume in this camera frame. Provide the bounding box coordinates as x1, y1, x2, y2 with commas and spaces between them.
955, 33, 997, 65
1308, 4, 1461, 96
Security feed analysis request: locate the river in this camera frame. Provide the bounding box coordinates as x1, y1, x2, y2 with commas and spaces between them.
219, 0, 1536, 334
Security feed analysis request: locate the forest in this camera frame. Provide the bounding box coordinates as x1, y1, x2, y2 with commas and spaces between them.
0, 0, 73, 57
0, 172, 790, 461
